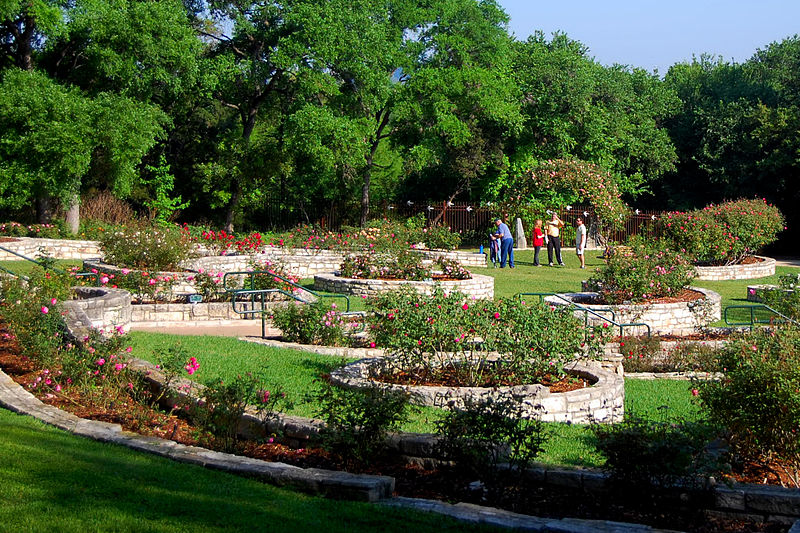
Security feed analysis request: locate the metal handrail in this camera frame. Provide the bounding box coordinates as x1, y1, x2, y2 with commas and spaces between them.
0, 244, 102, 285
230, 288, 365, 338
221, 270, 350, 312
724, 304, 800, 331
515, 291, 651, 338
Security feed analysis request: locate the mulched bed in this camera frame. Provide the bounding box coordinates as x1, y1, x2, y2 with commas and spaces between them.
344, 274, 469, 281
573, 288, 706, 306
695, 256, 765, 267
376, 366, 589, 392
0, 237, 19, 243
0, 323, 787, 533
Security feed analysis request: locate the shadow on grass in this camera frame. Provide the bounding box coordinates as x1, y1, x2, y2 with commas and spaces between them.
0, 409, 496, 532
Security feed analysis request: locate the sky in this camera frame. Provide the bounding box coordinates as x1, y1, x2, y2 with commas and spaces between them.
498, 0, 800, 74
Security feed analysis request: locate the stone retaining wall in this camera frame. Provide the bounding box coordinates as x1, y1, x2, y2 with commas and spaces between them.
62, 287, 132, 336
694, 255, 776, 281
330, 358, 624, 424
546, 288, 722, 336
131, 301, 267, 323
0, 237, 101, 260
313, 272, 494, 299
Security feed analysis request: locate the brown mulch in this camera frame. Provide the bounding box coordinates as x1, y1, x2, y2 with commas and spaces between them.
0, 322, 786, 533
0, 237, 19, 243
376, 366, 589, 392
696, 256, 764, 267
573, 289, 706, 306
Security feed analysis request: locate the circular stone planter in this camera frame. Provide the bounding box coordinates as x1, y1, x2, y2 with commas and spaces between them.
62, 286, 132, 336
330, 357, 624, 424
313, 272, 494, 299
545, 287, 722, 337
693, 255, 776, 281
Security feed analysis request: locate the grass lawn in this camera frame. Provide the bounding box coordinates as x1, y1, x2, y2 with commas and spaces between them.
128, 331, 702, 468
0, 258, 82, 277
0, 407, 500, 533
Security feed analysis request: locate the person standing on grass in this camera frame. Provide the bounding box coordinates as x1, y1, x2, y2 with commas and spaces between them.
546, 212, 564, 266
494, 218, 514, 268
575, 217, 587, 269
531, 219, 545, 267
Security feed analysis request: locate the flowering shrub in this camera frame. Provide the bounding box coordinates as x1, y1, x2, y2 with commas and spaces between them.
660, 198, 784, 265
366, 288, 597, 385
271, 302, 351, 346
100, 223, 194, 271
434, 256, 472, 280
761, 273, 800, 320
186, 269, 225, 301
697, 327, 800, 487
108, 269, 178, 303
339, 250, 430, 280
0, 221, 64, 239
588, 238, 696, 304
502, 158, 629, 234
247, 258, 300, 295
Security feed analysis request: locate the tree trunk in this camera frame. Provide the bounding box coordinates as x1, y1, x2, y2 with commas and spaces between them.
36, 195, 56, 224
223, 179, 242, 233
360, 169, 371, 227
65, 195, 80, 235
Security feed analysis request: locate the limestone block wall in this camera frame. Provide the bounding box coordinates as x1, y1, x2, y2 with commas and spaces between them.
546, 288, 722, 336
694, 256, 776, 281
62, 287, 132, 336
313, 272, 494, 299
330, 358, 624, 424
0, 237, 101, 260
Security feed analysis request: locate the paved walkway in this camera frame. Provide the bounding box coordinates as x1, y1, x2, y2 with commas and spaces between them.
774, 256, 800, 268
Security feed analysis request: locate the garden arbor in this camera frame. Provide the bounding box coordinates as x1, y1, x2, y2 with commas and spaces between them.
499, 159, 629, 244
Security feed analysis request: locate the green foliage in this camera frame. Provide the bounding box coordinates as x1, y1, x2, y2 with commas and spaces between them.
190, 372, 282, 453
339, 249, 430, 281
313, 378, 411, 467
593, 411, 721, 489
660, 198, 785, 265
761, 272, 800, 320
271, 302, 350, 347
142, 154, 189, 225
366, 288, 595, 385
588, 237, 696, 304
100, 223, 193, 271
619, 336, 722, 374
435, 393, 547, 484
500, 158, 629, 233
698, 327, 800, 487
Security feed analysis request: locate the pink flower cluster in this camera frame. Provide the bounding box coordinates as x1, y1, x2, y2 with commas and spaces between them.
184, 357, 200, 375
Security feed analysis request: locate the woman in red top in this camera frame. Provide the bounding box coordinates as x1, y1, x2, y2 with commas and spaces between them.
532, 219, 545, 266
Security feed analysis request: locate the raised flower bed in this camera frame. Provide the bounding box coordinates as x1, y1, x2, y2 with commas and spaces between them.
546, 287, 722, 336
330, 357, 623, 424
314, 271, 494, 299
694, 255, 776, 281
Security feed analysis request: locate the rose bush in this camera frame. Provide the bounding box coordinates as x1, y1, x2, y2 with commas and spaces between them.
588, 237, 696, 304
659, 198, 784, 265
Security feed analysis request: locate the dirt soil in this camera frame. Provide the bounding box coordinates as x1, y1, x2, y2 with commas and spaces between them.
0, 324, 787, 533
573, 288, 706, 306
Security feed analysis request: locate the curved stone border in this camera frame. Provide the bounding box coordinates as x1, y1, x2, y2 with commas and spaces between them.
242, 336, 386, 359
313, 272, 494, 299
625, 371, 724, 381
694, 255, 776, 281
546, 288, 722, 337
330, 358, 624, 424
63, 287, 132, 337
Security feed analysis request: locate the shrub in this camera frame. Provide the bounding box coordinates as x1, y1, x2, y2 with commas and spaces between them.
593, 411, 722, 490
761, 273, 800, 320
246, 258, 300, 294
366, 288, 596, 385
588, 237, 696, 304
660, 198, 784, 265
697, 327, 800, 487
435, 393, 547, 487
419, 224, 462, 250
187, 269, 225, 301
109, 269, 178, 303
0, 222, 65, 239
100, 223, 194, 271
619, 336, 722, 374
434, 256, 472, 280
271, 302, 350, 346
313, 378, 411, 467
339, 249, 429, 280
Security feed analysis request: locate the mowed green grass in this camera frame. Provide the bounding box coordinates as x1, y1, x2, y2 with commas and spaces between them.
0, 408, 501, 533
0, 258, 82, 277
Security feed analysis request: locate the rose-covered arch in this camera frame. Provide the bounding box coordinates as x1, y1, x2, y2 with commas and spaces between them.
500, 159, 629, 244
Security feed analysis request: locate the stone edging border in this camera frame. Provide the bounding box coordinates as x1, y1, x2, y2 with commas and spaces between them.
0, 364, 685, 533
694, 256, 777, 281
